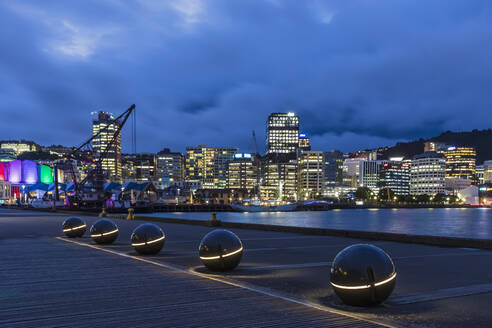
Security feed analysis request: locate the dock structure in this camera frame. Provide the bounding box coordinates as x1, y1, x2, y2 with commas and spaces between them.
1, 208, 492, 327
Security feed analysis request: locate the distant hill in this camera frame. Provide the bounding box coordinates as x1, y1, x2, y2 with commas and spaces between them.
380, 129, 492, 164
17, 151, 60, 161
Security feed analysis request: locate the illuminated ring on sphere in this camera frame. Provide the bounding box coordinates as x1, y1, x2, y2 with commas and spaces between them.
62, 217, 87, 238
90, 219, 119, 244
198, 229, 243, 272
330, 243, 397, 306
131, 223, 165, 255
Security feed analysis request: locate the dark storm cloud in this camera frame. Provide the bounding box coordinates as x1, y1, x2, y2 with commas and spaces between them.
0, 0, 491, 153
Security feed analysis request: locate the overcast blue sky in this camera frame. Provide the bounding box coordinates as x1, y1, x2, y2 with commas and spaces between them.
1, 0, 491, 154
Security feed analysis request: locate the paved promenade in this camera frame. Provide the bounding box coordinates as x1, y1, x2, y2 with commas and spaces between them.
1, 209, 492, 327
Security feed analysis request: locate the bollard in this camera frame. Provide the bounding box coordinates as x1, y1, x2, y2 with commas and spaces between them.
131, 223, 165, 255
62, 217, 87, 238
99, 208, 107, 217
199, 229, 243, 271
127, 207, 135, 220
90, 219, 119, 244
330, 244, 396, 306
210, 212, 221, 227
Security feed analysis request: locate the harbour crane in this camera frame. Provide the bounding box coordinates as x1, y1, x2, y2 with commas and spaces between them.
55, 104, 136, 208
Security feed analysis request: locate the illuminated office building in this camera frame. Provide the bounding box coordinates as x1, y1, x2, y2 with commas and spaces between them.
298, 133, 311, 152
42, 145, 74, 157
55, 159, 83, 183
122, 153, 157, 182
342, 158, 364, 188
0, 149, 16, 162
378, 159, 410, 195
476, 165, 484, 185
410, 152, 446, 195
157, 148, 184, 183
443, 147, 476, 182
484, 160, 492, 183
323, 150, 344, 187
266, 113, 299, 155
358, 160, 386, 192
227, 153, 258, 191
423, 142, 449, 153
185, 145, 238, 189
260, 156, 298, 201
298, 151, 324, 200
92, 112, 122, 181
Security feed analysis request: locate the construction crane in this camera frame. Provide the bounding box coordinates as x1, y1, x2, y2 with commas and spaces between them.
251, 130, 262, 199
56, 104, 136, 208
252, 130, 259, 156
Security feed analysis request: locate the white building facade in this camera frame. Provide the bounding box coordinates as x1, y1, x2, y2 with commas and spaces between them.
410, 152, 446, 195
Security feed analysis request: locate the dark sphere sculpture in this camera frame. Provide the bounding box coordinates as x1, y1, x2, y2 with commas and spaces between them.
90, 219, 119, 244
62, 216, 87, 238
131, 223, 165, 255
199, 229, 243, 272
330, 244, 396, 306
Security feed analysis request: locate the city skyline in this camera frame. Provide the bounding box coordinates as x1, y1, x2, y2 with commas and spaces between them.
1, 3, 492, 327
1, 1, 491, 153
1, 116, 491, 160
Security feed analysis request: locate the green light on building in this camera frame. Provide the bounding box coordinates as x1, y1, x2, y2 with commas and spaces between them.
40, 165, 53, 184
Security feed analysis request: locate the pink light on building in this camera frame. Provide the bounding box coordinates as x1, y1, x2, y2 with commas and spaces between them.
0, 162, 6, 181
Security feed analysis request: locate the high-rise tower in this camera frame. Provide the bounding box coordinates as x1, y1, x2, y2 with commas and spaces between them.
443, 147, 476, 182
266, 113, 299, 155
92, 111, 122, 182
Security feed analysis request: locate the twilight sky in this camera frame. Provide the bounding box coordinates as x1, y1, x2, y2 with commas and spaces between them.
1, 0, 491, 154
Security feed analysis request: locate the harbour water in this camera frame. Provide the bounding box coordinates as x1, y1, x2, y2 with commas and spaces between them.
149, 208, 492, 240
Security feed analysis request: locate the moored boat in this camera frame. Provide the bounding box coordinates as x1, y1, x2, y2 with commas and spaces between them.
231, 202, 297, 212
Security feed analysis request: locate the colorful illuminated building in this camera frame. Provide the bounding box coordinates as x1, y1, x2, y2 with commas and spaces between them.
0, 160, 55, 185
23, 160, 38, 185
8, 160, 22, 184
266, 113, 299, 155
0, 160, 56, 201
39, 165, 54, 185
0, 162, 7, 181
